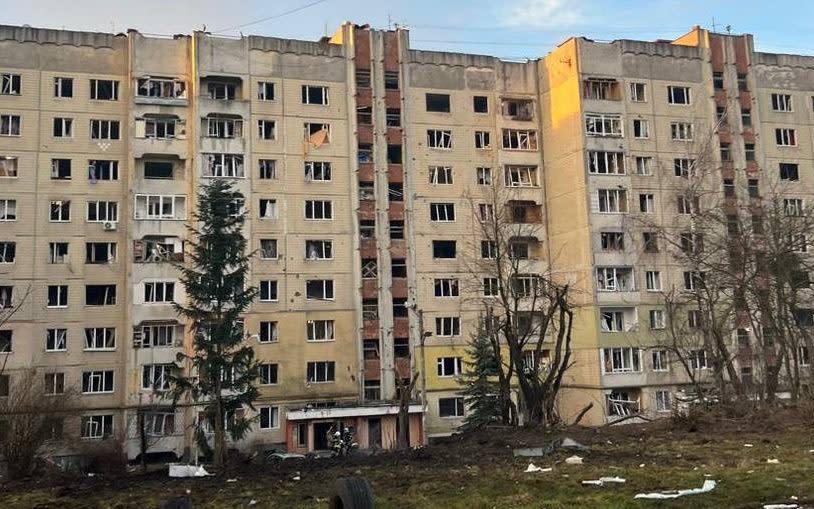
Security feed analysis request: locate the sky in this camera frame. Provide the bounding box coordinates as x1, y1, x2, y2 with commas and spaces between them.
2, 0, 814, 60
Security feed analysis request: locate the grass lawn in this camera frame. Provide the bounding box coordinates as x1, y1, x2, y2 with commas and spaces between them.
2, 409, 813, 508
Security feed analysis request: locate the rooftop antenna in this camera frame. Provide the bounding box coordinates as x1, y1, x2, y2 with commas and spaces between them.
711, 17, 717, 33
387, 13, 393, 30
726, 25, 732, 35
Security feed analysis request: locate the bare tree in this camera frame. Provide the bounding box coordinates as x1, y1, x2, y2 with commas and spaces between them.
394, 373, 418, 450
463, 181, 575, 426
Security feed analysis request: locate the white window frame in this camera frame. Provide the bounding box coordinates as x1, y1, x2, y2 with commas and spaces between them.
475, 130, 491, 149
306, 361, 335, 383
141, 364, 172, 391
203, 153, 245, 178
670, 122, 694, 141
629, 82, 646, 102
134, 195, 186, 220
259, 280, 278, 302
54, 77, 73, 98
49, 200, 71, 222
476, 167, 491, 185
645, 271, 662, 291
47, 285, 68, 308
655, 389, 672, 412
600, 311, 626, 333
588, 151, 626, 175
86, 201, 118, 223
259, 364, 278, 385
258, 406, 280, 429
652, 350, 668, 371
82, 370, 114, 393
429, 166, 453, 185
771, 93, 793, 112
597, 189, 628, 213
258, 81, 275, 101
0, 115, 21, 136
144, 281, 175, 304
632, 118, 649, 139
304, 200, 333, 220
305, 240, 333, 260
667, 85, 691, 105
1, 73, 21, 95
89, 79, 119, 101
776, 128, 797, 147
53, 117, 73, 138
89, 119, 120, 140
501, 129, 538, 150
427, 129, 453, 149
306, 279, 335, 301
46, 328, 68, 352
649, 309, 665, 330
585, 113, 623, 137
81, 414, 113, 439
257, 119, 276, 140
259, 199, 278, 220
434, 278, 460, 298
430, 202, 456, 222
436, 356, 463, 377
307, 320, 335, 342
84, 327, 115, 351
302, 85, 329, 105
634, 156, 653, 176
603, 347, 641, 373
304, 161, 332, 182
435, 317, 461, 337
259, 321, 278, 343
504, 165, 538, 187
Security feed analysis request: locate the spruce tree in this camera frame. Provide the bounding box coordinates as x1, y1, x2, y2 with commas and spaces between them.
172, 179, 259, 467
460, 322, 501, 431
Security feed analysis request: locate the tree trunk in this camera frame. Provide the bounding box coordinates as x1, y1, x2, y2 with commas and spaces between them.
213, 395, 226, 467
138, 411, 148, 471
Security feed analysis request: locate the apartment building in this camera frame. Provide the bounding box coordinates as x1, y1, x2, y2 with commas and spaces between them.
1, 22, 813, 458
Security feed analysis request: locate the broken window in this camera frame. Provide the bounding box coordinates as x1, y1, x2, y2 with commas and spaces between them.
435, 318, 461, 338
391, 258, 407, 278
305, 161, 331, 182
748, 179, 760, 198
425, 93, 451, 113
720, 142, 731, 161
437, 357, 463, 378
144, 161, 173, 179
741, 108, 752, 127
356, 70, 371, 88
259, 239, 278, 260
257, 159, 277, 180
81, 414, 113, 439
629, 82, 646, 102
475, 131, 491, 149
302, 85, 329, 105
386, 108, 401, 127
388, 183, 403, 202
597, 189, 627, 214
203, 153, 244, 178
44, 372, 65, 394
134, 195, 186, 220
90, 119, 120, 140
258, 81, 275, 101
304, 122, 330, 144
501, 129, 538, 150
143, 116, 178, 139
0, 242, 15, 264
483, 277, 499, 297
206, 115, 243, 138
600, 232, 624, 251
0, 73, 19, 95
0, 115, 20, 136
384, 71, 399, 90
677, 195, 699, 215
504, 166, 538, 187
776, 128, 797, 146
258, 199, 278, 220
305, 240, 332, 260
362, 299, 378, 320
137, 77, 186, 99
0, 331, 10, 353
481, 240, 497, 259
259, 364, 279, 385
47, 285, 68, 307
52, 117, 73, 137
48, 243, 69, 264
737, 74, 748, 92
476, 167, 492, 185
259, 321, 278, 343
85, 242, 116, 264
713, 72, 724, 90
305, 200, 332, 220
432, 240, 456, 259
667, 85, 691, 105
0, 286, 11, 309
359, 181, 374, 201
387, 144, 402, 164
49, 200, 70, 222
81, 370, 114, 393
360, 219, 375, 239
89, 160, 118, 181
136, 323, 179, 348
439, 397, 465, 418
0, 199, 16, 221
674, 158, 695, 178
585, 113, 622, 137
632, 118, 649, 138
307, 320, 335, 342
0, 156, 16, 178
54, 77, 73, 98
144, 281, 175, 303
141, 364, 172, 391
358, 143, 373, 163
596, 267, 634, 292
780, 162, 799, 181
430, 202, 455, 222
307, 361, 335, 383
745, 143, 755, 161
588, 151, 625, 175
634, 156, 652, 176
784, 198, 804, 216
670, 122, 693, 141
643, 232, 659, 253
639, 194, 655, 213
389, 219, 404, 239
362, 339, 379, 360
50, 159, 71, 179
86, 201, 118, 222
501, 98, 534, 120
207, 82, 235, 100
361, 259, 377, 279
391, 297, 407, 316
306, 279, 334, 300
427, 129, 452, 149
645, 270, 662, 291
429, 166, 453, 184
583, 79, 620, 100
85, 285, 116, 306
84, 327, 115, 350
602, 347, 640, 372
257, 119, 276, 140
478, 203, 495, 222
689, 349, 708, 369
434, 278, 459, 298
259, 280, 278, 302
357, 105, 372, 125
89, 79, 119, 101
473, 95, 488, 113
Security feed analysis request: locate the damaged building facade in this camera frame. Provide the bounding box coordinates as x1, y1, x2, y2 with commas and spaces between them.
0, 22, 813, 460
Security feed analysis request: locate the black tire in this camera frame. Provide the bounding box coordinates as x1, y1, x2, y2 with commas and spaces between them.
329, 477, 375, 509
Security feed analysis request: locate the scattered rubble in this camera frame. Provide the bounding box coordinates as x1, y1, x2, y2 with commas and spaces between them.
168, 465, 211, 478
581, 477, 626, 487
565, 456, 583, 465
524, 463, 552, 473
633, 480, 717, 500
512, 437, 591, 458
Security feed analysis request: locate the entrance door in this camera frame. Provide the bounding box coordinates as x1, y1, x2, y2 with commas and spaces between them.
368, 418, 382, 448
313, 422, 333, 450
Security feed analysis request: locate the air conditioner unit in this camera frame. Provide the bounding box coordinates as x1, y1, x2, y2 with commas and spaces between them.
103, 221, 118, 231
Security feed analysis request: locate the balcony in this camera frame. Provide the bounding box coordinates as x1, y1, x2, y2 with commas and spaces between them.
362, 279, 378, 299
133, 237, 184, 263
358, 162, 375, 182
359, 200, 376, 221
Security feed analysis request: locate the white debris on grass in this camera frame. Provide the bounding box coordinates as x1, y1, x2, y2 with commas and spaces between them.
763, 505, 798, 509
767, 458, 781, 464
744, 444, 754, 447
169, 464, 211, 478
565, 456, 583, 465
524, 463, 553, 473
633, 480, 717, 500
582, 477, 626, 487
